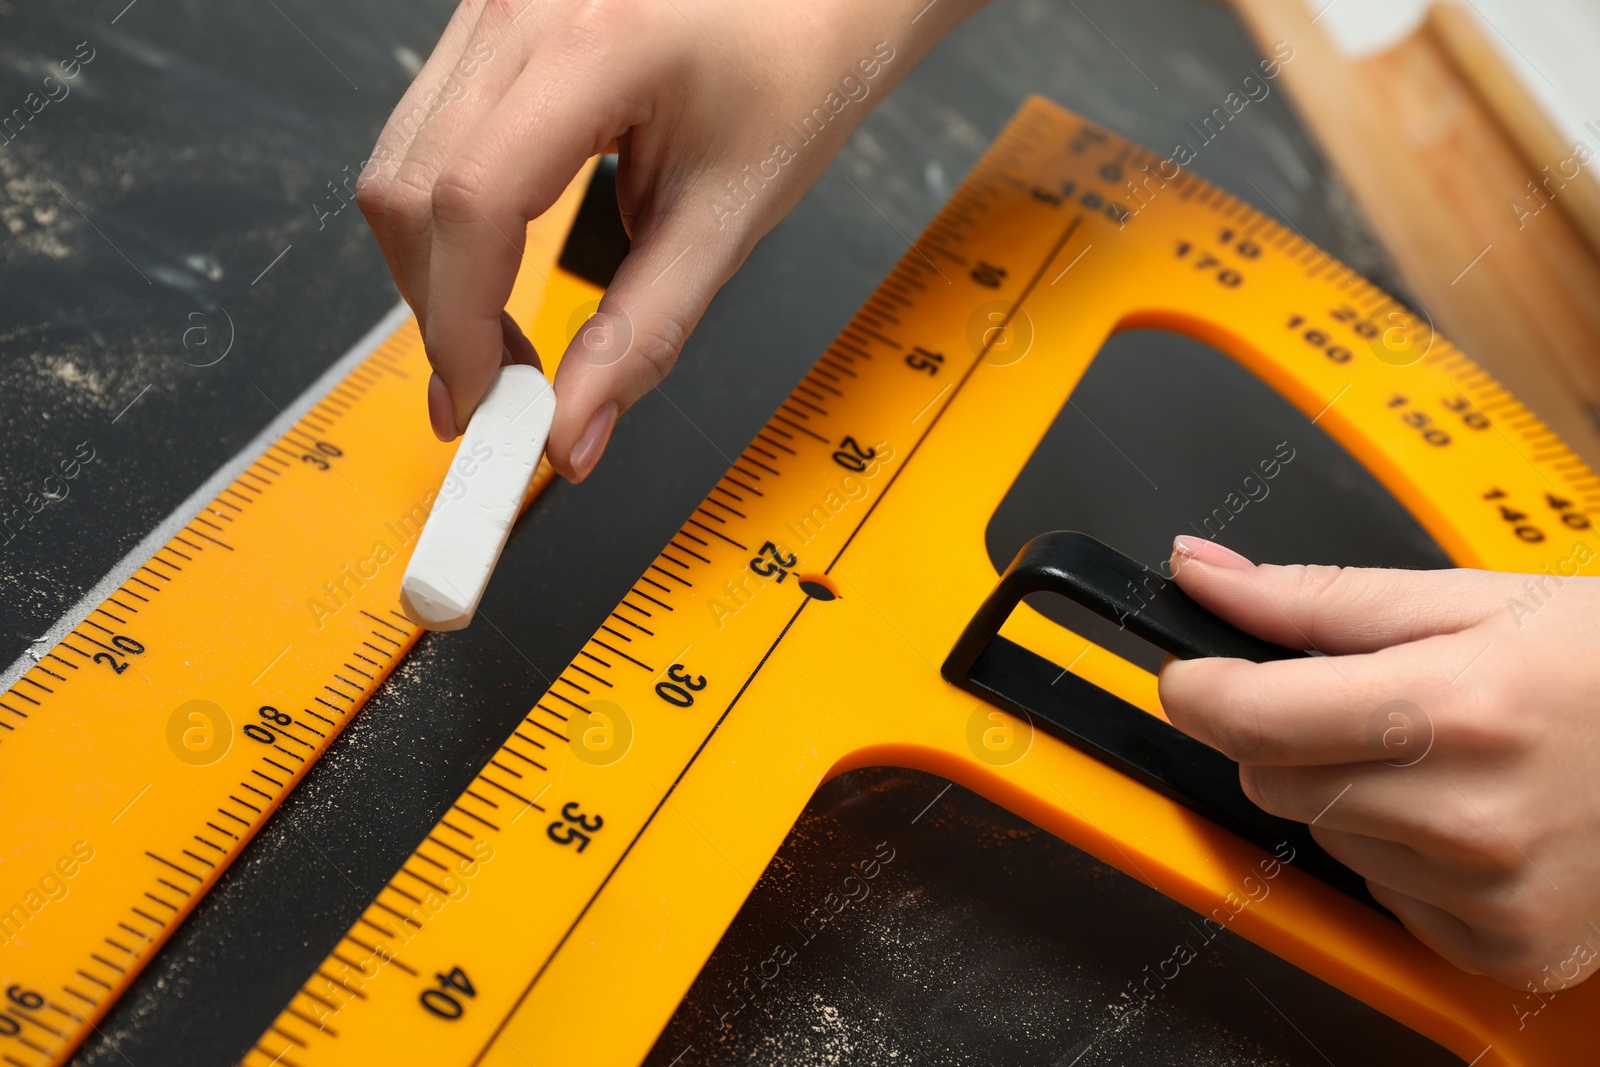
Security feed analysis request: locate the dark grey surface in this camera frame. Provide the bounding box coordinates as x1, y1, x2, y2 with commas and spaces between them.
646, 768, 1459, 1067
0, 1, 1460, 1064
988, 329, 1450, 676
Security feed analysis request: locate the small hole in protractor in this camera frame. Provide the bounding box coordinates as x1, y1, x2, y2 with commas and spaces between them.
986, 328, 1452, 673
797, 574, 840, 601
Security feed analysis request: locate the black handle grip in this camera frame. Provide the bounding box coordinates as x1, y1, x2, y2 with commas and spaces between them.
944, 531, 1306, 680
941, 532, 1377, 910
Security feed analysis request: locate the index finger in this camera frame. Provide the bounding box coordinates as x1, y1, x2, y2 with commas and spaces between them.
421, 41, 654, 435
1158, 635, 1458, 766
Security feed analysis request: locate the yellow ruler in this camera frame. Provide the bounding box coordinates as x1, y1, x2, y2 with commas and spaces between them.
0, 163, 604, 1067
219, 98, 1594, 1066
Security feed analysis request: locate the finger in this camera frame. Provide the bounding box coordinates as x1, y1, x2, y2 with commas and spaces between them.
1245, 762, 1486, 863
1168, 536, 1510, 654
357, 0, 489, 303
500, 311, 540, 370
1364, 883, 1488, 975
1309, 826, 1500, 917
431, 311, 542, 434
421, 28, 678, 443
381, 7, 540, 334
1242, 763, 1456, 848
545, 218, 740, 481
1159, 635, 1456, 765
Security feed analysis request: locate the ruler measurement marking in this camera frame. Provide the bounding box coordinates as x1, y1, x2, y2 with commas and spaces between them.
728, 466, 764, 490
300, 704, 336, 726
359, 610, 409, 635
308, 979, 368, 1011
771, 415, 829, 442
755, 431, 800, 453
448, 805, 499, 832
576, 650, 613, 671
786, 396, 829, 419
537, 694, 578, 718
477, 775, 538, 809
154, 878, 191, 898
425, 836, 476, 863
59, 988, 96, 1009
267, 1024, 309, 1049
17, 676, 51, 695
179, 849, 216, 869
484, 759, 524, 780
72, 972, 111, 993
526, 718, 571, 743
4, 1010, 63, 1039
283, 1005, 337, 1037
590, 640, 652, 671
844, 324, 902, 350
565, 665, 611, 688
687, 519, 746, 551
742, 454, 783, 476
344, 936, 417, 977
186, 527, 234, 551
629, 588, 674, 612
501, 743, 548, 769
652, 560, 692, 581
670, 540, 714, 563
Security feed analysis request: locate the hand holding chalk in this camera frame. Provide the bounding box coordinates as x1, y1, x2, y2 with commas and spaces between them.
400, 365, 555, 631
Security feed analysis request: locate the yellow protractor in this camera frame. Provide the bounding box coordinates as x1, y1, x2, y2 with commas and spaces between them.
212, 97, 1594, 1067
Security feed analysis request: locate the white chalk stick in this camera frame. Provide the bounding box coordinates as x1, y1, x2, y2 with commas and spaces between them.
400, 365, 555, 631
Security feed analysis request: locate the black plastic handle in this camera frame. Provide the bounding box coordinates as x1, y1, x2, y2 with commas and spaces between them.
942, 532, 1377, 910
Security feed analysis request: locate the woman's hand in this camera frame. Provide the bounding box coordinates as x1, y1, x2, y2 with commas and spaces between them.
357, 0, 982, 480
1159, 535, 1600, 990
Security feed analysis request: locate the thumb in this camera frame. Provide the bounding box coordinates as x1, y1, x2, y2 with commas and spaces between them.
1168, 536, 1510, 654
545, 214, 739, 483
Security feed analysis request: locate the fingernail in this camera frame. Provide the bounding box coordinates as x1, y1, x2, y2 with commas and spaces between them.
501, 310, 541, 370
428, 373, 458, 441
1173, 536, 1254, 572
569, 402, 619, 480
